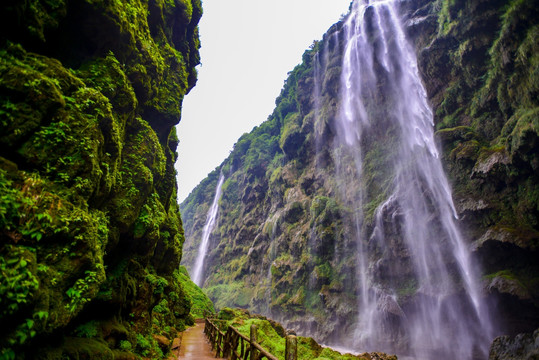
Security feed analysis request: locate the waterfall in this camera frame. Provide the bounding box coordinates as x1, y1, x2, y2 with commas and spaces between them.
192, 173, 225, 287
326, 0, 493, 358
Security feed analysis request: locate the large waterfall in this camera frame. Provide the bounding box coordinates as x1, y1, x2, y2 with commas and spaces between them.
321, 0, 494, 358
192, 173, 225, 286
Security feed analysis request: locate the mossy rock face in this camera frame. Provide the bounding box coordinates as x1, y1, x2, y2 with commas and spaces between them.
416, 0, 539, 334
488, 328, 539, 360
0, 0, 202, 358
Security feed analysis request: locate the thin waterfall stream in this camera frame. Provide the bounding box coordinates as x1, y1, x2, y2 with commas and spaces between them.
192, 173, 225, 287
322, 0, 494, 358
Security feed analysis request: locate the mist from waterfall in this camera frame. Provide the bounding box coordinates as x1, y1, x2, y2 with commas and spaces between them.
192, 173, 225, 287
320, 0, 495, 358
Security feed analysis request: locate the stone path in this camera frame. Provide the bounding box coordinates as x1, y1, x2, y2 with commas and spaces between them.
177, 321, 218, 359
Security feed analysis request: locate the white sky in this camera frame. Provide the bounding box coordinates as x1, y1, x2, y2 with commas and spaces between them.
175, 0, 351, 203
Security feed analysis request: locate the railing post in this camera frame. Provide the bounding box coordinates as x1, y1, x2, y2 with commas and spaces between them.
250, 324, 258, 360
217, 330, 223, 357
222, 328, 228, 358
285, 334, 297, 360
225, 327, 233, 358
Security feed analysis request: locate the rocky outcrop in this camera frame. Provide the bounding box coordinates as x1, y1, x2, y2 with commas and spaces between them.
0, 0, 201, 358
489, 328, 539, 360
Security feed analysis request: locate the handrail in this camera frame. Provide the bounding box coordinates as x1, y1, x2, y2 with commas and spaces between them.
204, 317, 297, 360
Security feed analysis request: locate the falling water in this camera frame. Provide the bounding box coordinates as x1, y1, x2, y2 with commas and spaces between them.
329, 0, 493, 358
191, 173, 225, 287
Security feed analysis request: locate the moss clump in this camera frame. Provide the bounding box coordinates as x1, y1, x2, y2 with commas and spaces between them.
280, 112, 304, 157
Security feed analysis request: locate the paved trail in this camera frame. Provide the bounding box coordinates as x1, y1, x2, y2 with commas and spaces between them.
178, 321, 218, 359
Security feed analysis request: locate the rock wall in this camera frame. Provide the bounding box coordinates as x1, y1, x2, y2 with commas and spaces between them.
180, 0, 538, 349
417, 0, 539, 335
489, 328, 539, 359
0, 0, 202, 358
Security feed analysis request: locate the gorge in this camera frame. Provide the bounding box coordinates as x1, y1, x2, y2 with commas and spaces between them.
0, 0, 537, 359
181, 0, 538, 358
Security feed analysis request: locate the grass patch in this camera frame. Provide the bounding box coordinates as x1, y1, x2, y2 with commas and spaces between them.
215, 308, 396, 360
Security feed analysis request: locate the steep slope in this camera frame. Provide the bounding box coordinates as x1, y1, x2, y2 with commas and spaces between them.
180, 0, 538, 355
0, 0, 202, 358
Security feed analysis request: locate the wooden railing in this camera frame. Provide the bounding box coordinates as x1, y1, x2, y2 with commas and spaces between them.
204, 318, 297, 360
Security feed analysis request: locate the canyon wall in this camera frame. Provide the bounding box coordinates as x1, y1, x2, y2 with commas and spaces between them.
0, 0, 202, 358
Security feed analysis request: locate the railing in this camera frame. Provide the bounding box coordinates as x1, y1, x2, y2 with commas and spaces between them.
204, 317, 297, 360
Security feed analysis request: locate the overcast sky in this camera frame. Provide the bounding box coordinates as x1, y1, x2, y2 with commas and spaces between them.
175, 0, 352, 203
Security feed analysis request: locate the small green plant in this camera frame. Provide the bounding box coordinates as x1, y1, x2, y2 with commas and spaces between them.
65, 270, 99, 312
135, 334, 151, 357
145, 273, 168, 294
0, 170, 22, 231
152, 298, 169, 314
8, 318, 37, 347
119, 340, 132, 351
33, 311, 49, 321
0, 246, 39, 317
0, 348, 16, 360
74, 321, 99, 338
0, 98, 17, 124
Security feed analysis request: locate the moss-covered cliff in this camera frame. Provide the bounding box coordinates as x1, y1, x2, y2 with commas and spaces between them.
418, 0, 539, 333
180, 0, 538, 351
0, 0, 204, 358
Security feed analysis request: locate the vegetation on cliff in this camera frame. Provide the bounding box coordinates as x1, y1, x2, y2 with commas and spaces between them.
0, 0, 208, 358
180, 0, 539, 349
419, 0, 539, 331
176, 266, 215, 319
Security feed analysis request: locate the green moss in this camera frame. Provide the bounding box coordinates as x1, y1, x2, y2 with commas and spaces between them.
506, 107, 539, 156
436, 126, 475, 141
20, 0, 67, 42
76, 52, 137, 120
483, 269, 535, 296
218, 309, 394, 360
484, 269, 519, 281
205, 282, 254, 310
437, 0, 461, 35
175, 266, 215, 319
0, 0, 201, 356
472, 0, 538, 118
0, 246, 40, 349
134, 193, 167, 240
61, 337, 114, 360
74, 321, 99, 338
436, 81, 465, 120
280, 112, 303, 156
314, 262, 332, 282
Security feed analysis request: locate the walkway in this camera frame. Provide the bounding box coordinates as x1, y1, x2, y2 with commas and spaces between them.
177, 321, 219, 359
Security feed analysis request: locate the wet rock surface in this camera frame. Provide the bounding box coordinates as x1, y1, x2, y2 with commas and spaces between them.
489, 328, 539, 360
